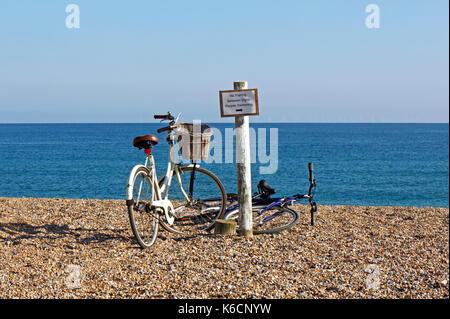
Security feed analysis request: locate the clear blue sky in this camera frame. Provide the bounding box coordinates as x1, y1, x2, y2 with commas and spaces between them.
0, 0, 448, 123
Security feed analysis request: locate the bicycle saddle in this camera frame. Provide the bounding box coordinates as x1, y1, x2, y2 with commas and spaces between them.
257, 180, 276, 198
133, 135, 159, 149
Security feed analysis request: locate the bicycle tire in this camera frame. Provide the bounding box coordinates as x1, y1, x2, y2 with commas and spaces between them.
159, 166, 226, 233
223, 205, 299, 234
127, 166, 159, 249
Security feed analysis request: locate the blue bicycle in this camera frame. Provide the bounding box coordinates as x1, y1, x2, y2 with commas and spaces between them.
222, 163, 318, 234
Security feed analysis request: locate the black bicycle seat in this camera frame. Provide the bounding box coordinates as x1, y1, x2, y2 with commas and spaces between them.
257, 180, 276, 198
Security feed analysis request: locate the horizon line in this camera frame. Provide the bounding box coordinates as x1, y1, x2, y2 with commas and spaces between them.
0, 122, 448, 125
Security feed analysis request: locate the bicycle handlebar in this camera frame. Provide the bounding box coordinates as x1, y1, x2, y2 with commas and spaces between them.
154, 113, 174, 121
155, 112, 176, 133
308, 162, 314, 183
157, 126, 172, 133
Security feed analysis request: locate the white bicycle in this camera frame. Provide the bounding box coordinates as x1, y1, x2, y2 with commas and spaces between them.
126, 112, 226, 249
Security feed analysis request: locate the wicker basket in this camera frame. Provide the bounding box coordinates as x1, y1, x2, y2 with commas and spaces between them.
174, 123, 212, 161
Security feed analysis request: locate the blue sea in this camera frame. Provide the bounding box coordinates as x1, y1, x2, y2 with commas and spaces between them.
0, 123, 448, 207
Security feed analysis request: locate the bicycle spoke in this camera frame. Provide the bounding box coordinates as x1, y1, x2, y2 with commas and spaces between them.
224, 206, 299, 234
162, 166, 226, 233
127, 168, 159, 248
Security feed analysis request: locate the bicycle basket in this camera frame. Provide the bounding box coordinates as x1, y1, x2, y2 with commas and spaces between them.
173, 123, 213, 161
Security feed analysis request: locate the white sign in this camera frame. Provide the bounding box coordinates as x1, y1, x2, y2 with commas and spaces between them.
219, 89, 259, 117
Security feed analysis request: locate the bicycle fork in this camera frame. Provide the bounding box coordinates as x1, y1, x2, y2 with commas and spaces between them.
188, 161, 197, 199
310, 201, 317, 226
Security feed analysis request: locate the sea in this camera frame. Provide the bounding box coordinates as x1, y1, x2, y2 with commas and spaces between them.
0, 123, 448, 207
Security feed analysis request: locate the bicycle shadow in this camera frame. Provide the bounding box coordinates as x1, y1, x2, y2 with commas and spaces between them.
162, 232, 214, 242
0, 222, 131, 245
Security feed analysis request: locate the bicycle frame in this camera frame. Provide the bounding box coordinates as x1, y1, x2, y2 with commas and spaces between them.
222, 163, 317, 226
126, 134, 198, 225
226, 195, 301, 225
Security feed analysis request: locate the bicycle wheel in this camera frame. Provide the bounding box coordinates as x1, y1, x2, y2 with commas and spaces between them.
160, 166, 226, 233
127, 166, 159, 249
223, 205, 299, 234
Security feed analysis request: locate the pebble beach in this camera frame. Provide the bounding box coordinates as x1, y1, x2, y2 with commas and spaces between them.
0, 197, 448, 299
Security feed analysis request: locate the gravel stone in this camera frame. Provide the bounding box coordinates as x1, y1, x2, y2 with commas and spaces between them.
0, 197, 448, 299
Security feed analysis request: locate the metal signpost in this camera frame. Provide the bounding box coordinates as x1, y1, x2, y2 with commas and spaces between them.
219, 81, 259, 237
